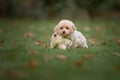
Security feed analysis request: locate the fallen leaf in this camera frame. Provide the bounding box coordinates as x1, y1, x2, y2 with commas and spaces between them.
116, 39, 120, 46
88, 39, 96, 45
0, 72, 3, 77
99, 42, 107, 45
116, 64, 120, 70
75, 59, 83, 67
44, 43, 49, 48
0, 28, 4, 34
11, 41, 17, 45
28, 51, 38, 55
108, 38, 115, 42
8, 53, 15, 57
12, 22, 18, 28
42, 69, 53, 78
91, 35, 97, 39
26, 59, 39, 69
84, 54, 93, 60
84, 26, 91, 32
43, 54, 53, 62
29, 25, 35, 31
112, 52, 120, 56
0, 40, 4, 43
24, 32, 35, 38
0, 53, 2, 58
55, 54, 67, 61
35, 39, 42, 45
95, 25, 105, 33
4, 70, 28, 78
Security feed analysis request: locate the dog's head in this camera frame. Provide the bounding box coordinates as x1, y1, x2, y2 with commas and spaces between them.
54, 20, 76, 37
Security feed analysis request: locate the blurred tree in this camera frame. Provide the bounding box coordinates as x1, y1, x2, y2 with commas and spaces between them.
43, 0, 67, 18
0, 0, 119, 19
5, 0, 15, 17
0, 0, 6, 17
74, 0, 98, 20
74, 0, 119, 20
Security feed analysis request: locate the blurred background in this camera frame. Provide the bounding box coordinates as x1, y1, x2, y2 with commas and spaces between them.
0, 1, 120, 80
0, 0, 120, 20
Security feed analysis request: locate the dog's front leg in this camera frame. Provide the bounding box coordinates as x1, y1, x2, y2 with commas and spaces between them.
50, 40, 57, 48
58, 44, 67, 49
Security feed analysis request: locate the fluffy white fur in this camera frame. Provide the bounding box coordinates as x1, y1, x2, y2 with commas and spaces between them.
50, 19, 88, 49
71, 30, 88, 48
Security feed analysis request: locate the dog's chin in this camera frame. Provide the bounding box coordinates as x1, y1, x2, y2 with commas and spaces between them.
61, 33, 70, 37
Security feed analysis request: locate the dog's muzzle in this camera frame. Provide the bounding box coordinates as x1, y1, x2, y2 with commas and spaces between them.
63, 31, 65, 34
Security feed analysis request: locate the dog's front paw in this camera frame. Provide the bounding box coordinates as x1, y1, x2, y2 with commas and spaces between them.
58, 44, 67, 49
83, 45, 88, 49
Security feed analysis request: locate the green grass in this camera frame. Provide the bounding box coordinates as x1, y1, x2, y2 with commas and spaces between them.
0, 19, 120, 80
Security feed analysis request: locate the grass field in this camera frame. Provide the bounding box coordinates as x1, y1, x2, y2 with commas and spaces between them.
0, 19, 120, 80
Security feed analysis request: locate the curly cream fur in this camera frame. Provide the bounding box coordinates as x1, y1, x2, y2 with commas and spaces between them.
50, 19, 88, 49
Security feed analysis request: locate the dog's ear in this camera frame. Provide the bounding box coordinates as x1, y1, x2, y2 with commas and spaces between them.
72, 23, 77, 31
54, 25, 58, 32
69, 20, 77, 31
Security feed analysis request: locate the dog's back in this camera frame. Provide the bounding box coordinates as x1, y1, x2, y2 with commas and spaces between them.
71, 31, 88, 48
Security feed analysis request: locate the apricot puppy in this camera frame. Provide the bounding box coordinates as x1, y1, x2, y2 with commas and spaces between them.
50, 19, 88, 49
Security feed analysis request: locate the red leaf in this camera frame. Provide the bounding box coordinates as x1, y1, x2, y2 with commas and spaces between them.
75, 59, 83, 67
24, 32, 35, 38
26, 59, 39, 69
28, 51, 38, 55
84, 54, 93, 60
35, 39, 42, 45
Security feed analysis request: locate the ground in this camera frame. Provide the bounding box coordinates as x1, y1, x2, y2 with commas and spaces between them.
0, 19, 120, 80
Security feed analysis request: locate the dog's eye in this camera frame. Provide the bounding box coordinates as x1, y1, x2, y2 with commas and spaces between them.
60, 27, 63, 29
66, 27, 69, 29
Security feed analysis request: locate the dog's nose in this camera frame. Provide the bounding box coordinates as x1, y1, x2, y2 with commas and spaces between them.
63, 31, 65, 34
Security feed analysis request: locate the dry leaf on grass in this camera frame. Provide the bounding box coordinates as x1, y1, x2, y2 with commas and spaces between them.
84, 54, 93, 60
26, 59, 39, 69
83, 26, 91, 32
43, 54, 53, 62
24, 32, 35, 38
11, 41, 17, 45
0, 28, 4, 34
12, 22, 19, 28
55, 54, 67, 61
8, 53, 15, 57
35, 39, 42, 45
99, 42, 107, 45
29, 26, 35, 31
112, 52, 120, 56
44, 43, 49, 48
42, 69, 53, 78
116, 39, 120, 46
0, 53, 2, 58
3, 70, 28, 78
0, 40, 4, 43
107, 38, 115, 42
88, 39, 96, 45
75, 59, 83, 67
27, 51, 38, 55
115, 64, 120, 70
108, 38, 120, 46
0, 72, 3, 77
91, 35, 97, 39
95, 25, 105, 34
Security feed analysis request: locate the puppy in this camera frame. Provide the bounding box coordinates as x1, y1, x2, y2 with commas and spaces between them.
50, 33, 72, 49
53, 19, 88, 48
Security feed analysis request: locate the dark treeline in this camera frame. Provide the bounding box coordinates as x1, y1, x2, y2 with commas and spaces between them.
0, 0, 120, 20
